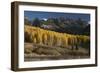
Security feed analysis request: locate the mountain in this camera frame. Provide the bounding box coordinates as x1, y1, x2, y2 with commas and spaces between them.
25, 17, 90, 35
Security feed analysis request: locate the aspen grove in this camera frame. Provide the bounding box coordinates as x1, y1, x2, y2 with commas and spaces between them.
25, 25, 90, 50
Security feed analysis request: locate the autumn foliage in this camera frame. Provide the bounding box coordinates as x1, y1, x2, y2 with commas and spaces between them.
25, 25, 90, 49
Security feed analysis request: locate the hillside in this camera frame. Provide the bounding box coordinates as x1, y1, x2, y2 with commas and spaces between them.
24, 25, 90, 61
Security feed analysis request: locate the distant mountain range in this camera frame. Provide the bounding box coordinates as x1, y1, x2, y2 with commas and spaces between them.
25, 17, 90, 35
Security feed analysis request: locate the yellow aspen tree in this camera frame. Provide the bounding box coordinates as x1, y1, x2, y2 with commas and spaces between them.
46, 31, 50, 45
53, 34, 57, 46
42, 33, 48, 45
36, 30, 42, 44
48, 32, 53, 46
57, 33, 61, 46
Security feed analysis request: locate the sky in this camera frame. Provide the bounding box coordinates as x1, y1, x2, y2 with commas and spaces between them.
24, 11, 90, 22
